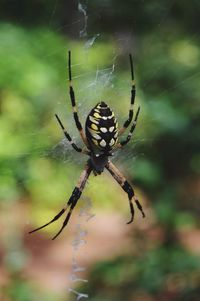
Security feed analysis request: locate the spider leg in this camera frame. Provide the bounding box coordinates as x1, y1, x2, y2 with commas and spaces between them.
106, 160, 145, 223
55, 114, 90, 155
68, 50, 88, 147
119, 54, 136, 135
117, 106, 140, 148
29, 164, 92, 239
29, 206, 69, 234
52, 163, 92, 240
52, 197, 78, 240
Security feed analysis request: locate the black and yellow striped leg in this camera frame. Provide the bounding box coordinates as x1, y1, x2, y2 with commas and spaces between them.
68, 51, 88, 147
118, 106, 140, 147
29, 164, 92, 239
55, 114, 90, 155
119, 54, 136, 135
52, 164, 92, 240
29, 207, 69, 234
106, 161, 145, 223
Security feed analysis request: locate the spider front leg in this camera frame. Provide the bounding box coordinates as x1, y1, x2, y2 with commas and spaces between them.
106, 161, 145, 223
68, 50, 88, 147
117, 106, 140, 148
29, 164, 92, 239
119, 54, 136, 135
55, 114, 90, 155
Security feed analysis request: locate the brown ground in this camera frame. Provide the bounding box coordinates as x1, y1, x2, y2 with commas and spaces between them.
0, 200, 199, 300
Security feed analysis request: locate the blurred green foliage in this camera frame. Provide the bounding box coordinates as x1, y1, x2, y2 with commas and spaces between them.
0, 1, 200, 301
85, 247, 200, 301
4, 277, 57, 301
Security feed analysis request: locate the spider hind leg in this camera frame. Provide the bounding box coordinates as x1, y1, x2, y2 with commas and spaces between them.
28, 189, 78, 236
122, 180, 145, 222
29, 207, 67, 234
122, 180, 135, 224
52, 190, 81, 240
29, 164, 92, 239
106, 161, 145, 223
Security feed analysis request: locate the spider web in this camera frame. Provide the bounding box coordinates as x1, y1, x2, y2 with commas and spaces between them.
3, 0, 199, 162
1, 0, 200, 300
40, 2, 154, 299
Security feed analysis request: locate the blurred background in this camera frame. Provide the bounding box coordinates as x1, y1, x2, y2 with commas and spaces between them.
0, 1, 200, 300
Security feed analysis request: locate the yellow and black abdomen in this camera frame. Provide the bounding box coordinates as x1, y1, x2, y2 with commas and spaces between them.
85, 101, 118, 153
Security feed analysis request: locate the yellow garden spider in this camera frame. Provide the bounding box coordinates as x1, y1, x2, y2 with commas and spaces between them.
29, 51, 145, 240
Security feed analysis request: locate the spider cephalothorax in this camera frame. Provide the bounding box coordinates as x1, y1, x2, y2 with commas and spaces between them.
29, 51, 145, 240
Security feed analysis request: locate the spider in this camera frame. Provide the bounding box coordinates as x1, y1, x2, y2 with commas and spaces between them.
29, 51, 145, 240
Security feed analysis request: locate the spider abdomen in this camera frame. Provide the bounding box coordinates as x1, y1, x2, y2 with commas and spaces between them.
85, 101, 118, 153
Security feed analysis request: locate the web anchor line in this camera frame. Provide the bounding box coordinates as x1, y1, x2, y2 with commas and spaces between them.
78, 1, 88, 38
68, 197, 95, 300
